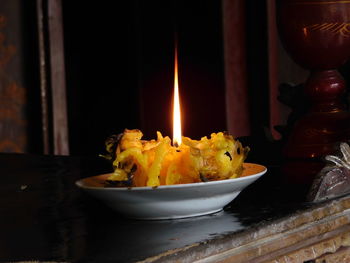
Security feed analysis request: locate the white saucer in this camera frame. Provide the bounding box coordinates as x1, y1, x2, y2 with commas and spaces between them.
76, 163, 267, 220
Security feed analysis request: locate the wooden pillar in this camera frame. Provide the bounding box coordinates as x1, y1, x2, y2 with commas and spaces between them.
267, 0, 280, 139
36, 0, 49, 154
37, 0, 69, 155
222, 0, 250, 137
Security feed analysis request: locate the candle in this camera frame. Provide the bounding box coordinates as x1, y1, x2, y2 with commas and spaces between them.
102, 48, 250, 188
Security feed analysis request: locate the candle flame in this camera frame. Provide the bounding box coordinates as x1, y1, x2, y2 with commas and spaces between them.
173, 47, 182, 146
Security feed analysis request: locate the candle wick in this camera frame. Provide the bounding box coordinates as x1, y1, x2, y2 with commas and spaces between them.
174, 142, 179, 148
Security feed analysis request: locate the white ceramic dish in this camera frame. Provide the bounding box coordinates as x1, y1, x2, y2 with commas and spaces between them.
76, 163, 267, 220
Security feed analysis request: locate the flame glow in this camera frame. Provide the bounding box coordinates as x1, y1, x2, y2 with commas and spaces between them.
173, 47, 182, 146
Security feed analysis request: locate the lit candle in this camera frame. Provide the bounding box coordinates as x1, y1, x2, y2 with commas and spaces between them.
104, 46, 249, 187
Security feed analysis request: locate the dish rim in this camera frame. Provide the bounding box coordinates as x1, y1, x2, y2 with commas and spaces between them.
76, 163, 267, 191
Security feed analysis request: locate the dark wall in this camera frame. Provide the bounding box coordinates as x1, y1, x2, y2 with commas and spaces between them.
0, 0, 41, 153
245, 0, 270, 137
63, 0, 226, 156
0, 0, 273, 155
136, 0, 226, 140
63, 1, 139, 155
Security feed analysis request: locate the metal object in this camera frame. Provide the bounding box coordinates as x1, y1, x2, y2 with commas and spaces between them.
308, 142, 350, 202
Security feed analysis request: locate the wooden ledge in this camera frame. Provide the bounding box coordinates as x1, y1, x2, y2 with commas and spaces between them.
142, 195, 350, 263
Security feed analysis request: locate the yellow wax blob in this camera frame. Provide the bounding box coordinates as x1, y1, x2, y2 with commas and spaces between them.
104, 129, 249, 187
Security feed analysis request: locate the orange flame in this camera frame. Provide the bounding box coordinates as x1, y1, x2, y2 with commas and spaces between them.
173, 47, 182, 146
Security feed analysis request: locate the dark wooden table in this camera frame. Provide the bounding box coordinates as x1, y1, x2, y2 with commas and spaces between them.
1, 153, 350, 263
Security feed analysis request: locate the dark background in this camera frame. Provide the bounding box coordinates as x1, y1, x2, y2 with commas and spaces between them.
0, 0, 304, 156
3, 0, 350, 156
61, 0, 277, 157
62, 0, 228, 156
